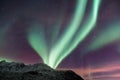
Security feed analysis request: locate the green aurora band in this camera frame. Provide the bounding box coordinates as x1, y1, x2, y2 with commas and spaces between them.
51, 0, 101, 68
28, 23, 48, 64
27, 0, 101, 69
86, 21, 120, 52
0, 57, 13, 62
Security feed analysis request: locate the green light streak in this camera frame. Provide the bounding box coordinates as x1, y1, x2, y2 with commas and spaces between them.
27, 7, 66, 65
87, 22, 120, 52
0, 57, 13, 62
53, 0, 101, 68
49, 0, 88, 68
27, 23, 48, 64
50, 13, 66, 48
27, 0, 101, 69
50, 1, 67, 47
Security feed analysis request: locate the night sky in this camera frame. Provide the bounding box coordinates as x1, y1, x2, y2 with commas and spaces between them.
0, 0, 120, 80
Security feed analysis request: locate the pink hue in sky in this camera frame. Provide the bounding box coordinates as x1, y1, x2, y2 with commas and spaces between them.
60, 61, 120, 80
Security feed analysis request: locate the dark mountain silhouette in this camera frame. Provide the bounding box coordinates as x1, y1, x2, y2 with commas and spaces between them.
0, 60, 84, 80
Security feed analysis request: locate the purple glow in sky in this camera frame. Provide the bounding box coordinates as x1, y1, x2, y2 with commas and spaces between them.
0, 0, 120, 79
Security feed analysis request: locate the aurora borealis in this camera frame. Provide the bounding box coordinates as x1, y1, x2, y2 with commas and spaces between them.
0, 0, 120, 79
27, 0, 101, 69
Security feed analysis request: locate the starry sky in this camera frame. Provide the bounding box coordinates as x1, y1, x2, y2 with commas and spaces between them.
0, 0, 120, 80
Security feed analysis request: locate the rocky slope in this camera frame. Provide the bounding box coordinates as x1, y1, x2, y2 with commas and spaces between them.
0, 60, 84, 80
